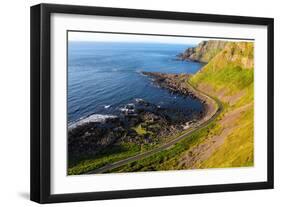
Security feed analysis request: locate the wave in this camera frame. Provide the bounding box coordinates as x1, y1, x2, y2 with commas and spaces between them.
104, 105, 111, 109
68, 114, 118, 130
137, 70, 147, 77
135, 98, 144, 103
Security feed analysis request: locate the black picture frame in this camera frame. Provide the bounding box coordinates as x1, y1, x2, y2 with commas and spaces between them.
30, 3, 274, 204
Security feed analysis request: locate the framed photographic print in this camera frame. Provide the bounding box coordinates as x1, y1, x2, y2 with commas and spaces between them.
30, 3, 274, 203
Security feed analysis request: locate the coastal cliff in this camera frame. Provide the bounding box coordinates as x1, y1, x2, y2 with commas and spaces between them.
177, 40, 227, 63
177, 41, 254, 169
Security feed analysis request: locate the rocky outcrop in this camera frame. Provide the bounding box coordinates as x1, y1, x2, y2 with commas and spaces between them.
143, 72, 196, 98
68, 117, 125, 160
177, 40, 227, 63
142, 72, 219, 125
142, 72, 204, 103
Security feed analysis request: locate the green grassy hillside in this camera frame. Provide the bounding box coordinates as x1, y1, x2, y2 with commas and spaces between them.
190, 42, 254, 95
188, 41, 254, 168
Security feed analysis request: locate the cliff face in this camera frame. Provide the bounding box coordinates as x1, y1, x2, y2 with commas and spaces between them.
206, 42, 254, 70
190, 41, 254, 95
178, 40, 227, 63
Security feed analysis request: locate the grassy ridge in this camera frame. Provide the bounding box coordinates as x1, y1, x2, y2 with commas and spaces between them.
188, 41, 254, 168
190, 42, 254, 95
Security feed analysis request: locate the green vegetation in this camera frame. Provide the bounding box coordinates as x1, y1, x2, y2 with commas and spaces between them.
133, 124, 147, 135
68, 126, 195, 174
190, 65, 253, 94
68, 143, 141, 175
199, 107, 254, 168
109, 121, 220, 172
187, 41, 254, 168
190, 42, 254, 95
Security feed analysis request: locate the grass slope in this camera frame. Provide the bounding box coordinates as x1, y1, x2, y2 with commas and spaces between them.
199, 107, 254, 168
188, 41, 254, 168
190, 42, 254, 95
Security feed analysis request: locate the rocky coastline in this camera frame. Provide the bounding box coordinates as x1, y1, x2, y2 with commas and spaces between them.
142, 72, 218, 125
68, 72, 214, 164
142, 72, 203, 102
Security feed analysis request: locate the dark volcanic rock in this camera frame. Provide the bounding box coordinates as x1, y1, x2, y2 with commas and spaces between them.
68, 120, 125, 159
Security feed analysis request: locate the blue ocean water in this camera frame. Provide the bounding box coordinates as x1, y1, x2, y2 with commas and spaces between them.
68, 41, 203, 123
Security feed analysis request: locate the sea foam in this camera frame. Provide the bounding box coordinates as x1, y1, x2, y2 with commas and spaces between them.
104, 105, 111, 109
68, 114, 117, 130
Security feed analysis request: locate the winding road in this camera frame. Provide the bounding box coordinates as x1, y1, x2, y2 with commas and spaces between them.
86, 82, 223, 174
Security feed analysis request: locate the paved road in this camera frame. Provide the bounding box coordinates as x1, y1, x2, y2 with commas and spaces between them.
86, 85, 223, 174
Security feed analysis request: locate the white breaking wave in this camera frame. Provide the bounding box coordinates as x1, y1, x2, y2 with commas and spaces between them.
68, 114, 117, 130
135, 98, 144, 103
138, 71, 147, 77
104, 105, 111, 109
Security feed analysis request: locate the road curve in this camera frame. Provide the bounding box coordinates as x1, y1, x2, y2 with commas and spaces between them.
86, 82, 222, 174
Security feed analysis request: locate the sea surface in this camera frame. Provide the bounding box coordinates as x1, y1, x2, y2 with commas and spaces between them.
68, 41, 203, 124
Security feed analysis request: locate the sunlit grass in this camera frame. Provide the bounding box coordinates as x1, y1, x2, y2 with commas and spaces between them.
198, 108, 254, 168
133, 124, 147, 135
